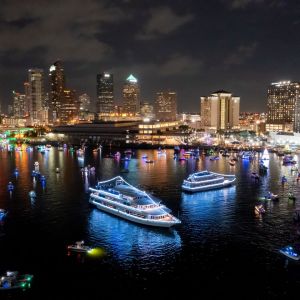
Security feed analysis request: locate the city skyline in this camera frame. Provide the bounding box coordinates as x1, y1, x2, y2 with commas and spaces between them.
1, 1, 300, 113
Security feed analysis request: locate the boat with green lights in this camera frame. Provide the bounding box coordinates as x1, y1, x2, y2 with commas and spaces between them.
0, 271, 33, 290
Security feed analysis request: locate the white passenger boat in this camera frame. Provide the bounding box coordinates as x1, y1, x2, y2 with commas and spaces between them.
67, 241, 93, 253
89, 176, 181, 228
182, 170, 236, 192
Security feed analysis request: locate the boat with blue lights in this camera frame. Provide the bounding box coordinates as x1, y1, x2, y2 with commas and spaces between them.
89, 176, 181, 228
279, 246, 300, 261
0, 209, 7, 221
181, 170, 236, 192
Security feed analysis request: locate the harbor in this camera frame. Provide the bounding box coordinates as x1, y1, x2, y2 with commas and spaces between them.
0, 146, 300, 298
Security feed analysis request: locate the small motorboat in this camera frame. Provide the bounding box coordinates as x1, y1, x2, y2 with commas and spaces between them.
210, 155, 219, 161
288, 193, 296, 201
29, 191, 36, 198
145, 160, 154, 164
67, 241, 93, 253
255, 204, 265, 214
7, 182, 14, 192
0, 209, 7, 221
264, 192, 279, 201
56, 168, 60, 173
251, 172, 260, 180
229, 160, 235, 166
0, 271, 33, 290
279, 246, 300, 261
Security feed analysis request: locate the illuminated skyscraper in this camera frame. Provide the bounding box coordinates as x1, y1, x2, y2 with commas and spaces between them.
49, 60, 65, 123
12, 91, 26, 118
200, 90, 240, 131
79, 93, 91, 111
96, 73, 114, 116
266, 81, 300, 132
60, 89, 78, 124
154, 91, 177, 121
28, 68, 44, 124
24, 82, 30, 117
123, 74, 140, 115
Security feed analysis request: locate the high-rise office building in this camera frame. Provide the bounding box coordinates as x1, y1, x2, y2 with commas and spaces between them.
154, 91, 177, 121
123, 74, 140, 115
49, 60, 65, 123
79, 93, 91, 112
12, 91, 26, 118
28, 68, 44, 124
96, 73, 113, 116
200, 90, 240, 131
24, 82, 30, 117
60, 89, 78, 124
266, 81, 300, 132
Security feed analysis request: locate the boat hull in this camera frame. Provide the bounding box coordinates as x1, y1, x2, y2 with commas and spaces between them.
90, 199, 177, 228
279, 250, 300, 260
182, 178, 236, 193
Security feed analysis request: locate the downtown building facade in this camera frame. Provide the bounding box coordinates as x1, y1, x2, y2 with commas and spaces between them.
200, 90, 240, 132
154, 91, 177, 121
266, 81, 300, 132
96, 72, 114, 118
122, 74, 140, 115
28, 68, 47, 125
49, 60, 65, 124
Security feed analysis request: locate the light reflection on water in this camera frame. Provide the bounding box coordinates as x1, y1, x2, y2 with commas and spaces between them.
88, 209, 181, 267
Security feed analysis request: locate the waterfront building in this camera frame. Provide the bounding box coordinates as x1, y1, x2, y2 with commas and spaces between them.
96, 72, 114, 118
200, 90, 240, 132
239, 112, 266, 133
179, 113, 201, 130
123, 74, 140, 115
154, 91, 177, 121
28, 68, 44, 124
141, 102, 154, 120
49, 60, 65, 124
12, 91, 26, 118
266, 81, 300, 132
137, 120, 182, 145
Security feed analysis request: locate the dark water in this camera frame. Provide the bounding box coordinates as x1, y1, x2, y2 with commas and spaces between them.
1, 148, 300, 299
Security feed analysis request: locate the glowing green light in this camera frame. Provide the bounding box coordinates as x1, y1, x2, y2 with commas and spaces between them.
87, 247, 106, 257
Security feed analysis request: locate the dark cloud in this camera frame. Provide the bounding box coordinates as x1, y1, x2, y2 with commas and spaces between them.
136, 7, 194, 40
0, 0, 127, 62
224, 42, 258, 66
0, 0, 300, 112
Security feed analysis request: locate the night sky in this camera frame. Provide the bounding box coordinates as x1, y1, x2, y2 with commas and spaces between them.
1, 0, 300, 113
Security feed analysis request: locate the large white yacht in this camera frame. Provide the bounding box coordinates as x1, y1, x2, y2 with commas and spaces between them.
182, 170, 236, 192
89, 176, 181, 228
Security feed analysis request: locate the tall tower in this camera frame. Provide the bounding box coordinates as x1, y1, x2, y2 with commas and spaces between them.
123, 74, 140, 115
60, 89, 78, 124
28, 69, 44, 124
96, 72, 114, 116
49, 60, 65, 123
266, 81, 300, 132
200, 90, 240, 131
155, 91, 177, 121
24, 82, 30, 117
12, 91, 26, 118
